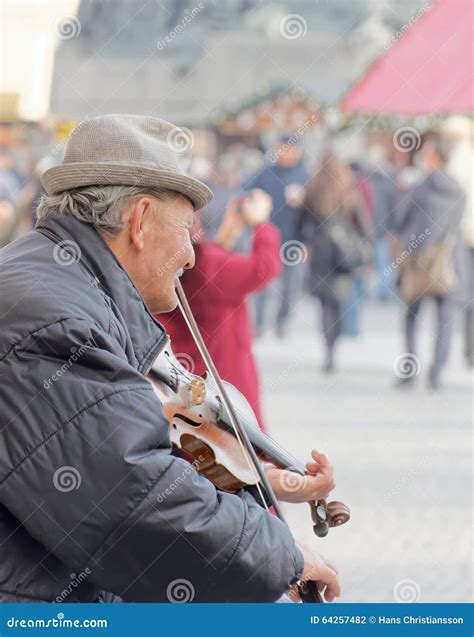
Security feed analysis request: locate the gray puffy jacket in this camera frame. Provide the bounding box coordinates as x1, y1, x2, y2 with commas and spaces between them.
0, 213, 303, 603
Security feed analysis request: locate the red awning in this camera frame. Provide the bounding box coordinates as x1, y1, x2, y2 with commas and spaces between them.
341, 0, 473, 115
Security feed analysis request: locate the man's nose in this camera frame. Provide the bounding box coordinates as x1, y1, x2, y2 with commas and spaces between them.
184, 245, 195, 270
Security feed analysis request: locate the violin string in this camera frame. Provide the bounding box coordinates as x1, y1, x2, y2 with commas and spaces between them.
166, 354, 194, 382
167, 344, 266, 463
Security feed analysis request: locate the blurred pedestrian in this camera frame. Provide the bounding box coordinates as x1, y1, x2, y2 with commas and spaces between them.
157, 189, 280, 429
364, 144, 398, 301
342, 160, 375, 336
298, 152, 372, 373
198, 157, 239, 241
440, 116, 474, 368
243, 135, 308, 338
0, 150, 21, 247
394, 133, 467, 389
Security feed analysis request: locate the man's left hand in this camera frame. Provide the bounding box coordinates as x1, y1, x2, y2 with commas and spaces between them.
264, 449, 335, 503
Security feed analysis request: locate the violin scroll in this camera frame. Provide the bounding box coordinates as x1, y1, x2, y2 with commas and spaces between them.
310, 499, 350, 538
327, 500, 351, 527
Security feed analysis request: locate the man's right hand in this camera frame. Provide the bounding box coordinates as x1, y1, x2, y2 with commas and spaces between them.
288, 541, 341, 603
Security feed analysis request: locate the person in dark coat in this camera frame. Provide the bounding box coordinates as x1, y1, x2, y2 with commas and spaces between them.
364, 147, 399, 301
0, 115, 340, 603
393, 133, 467, 389
342, 161, 375, 336
243, 136, 309, 338
298, 152, 372, 373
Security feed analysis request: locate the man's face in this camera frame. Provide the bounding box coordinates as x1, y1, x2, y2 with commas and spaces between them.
146, 194, 197, 313
108, 193, 196, 314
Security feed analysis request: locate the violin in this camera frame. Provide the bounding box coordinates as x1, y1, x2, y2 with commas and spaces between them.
149, 281, 350, 603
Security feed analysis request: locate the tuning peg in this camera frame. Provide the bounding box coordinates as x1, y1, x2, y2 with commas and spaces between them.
310, 500, 329, 537
326, 501, 350, 527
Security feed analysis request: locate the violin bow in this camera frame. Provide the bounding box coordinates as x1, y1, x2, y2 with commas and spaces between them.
175, 280, 323, 604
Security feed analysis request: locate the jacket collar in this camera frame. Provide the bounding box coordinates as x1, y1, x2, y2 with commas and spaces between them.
36, 213, 168, 375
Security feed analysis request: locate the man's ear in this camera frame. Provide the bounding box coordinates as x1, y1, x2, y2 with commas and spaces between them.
129, 197, 153, 251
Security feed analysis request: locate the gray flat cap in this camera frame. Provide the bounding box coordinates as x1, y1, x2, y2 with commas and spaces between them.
41, 114, 213, 210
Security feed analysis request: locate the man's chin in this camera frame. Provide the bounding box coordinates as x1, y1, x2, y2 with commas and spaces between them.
151, 288, 178, 315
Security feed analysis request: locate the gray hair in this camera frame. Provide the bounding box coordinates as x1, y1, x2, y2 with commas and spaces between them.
36, 185, 174, 234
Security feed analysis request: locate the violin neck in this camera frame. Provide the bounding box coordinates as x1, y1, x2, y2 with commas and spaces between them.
231, 414, 307, 476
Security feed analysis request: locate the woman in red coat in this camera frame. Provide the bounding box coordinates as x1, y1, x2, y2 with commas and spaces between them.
156, 190, 281, 429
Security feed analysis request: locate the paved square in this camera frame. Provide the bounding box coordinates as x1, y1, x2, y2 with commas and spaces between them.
255, 297, 472, 603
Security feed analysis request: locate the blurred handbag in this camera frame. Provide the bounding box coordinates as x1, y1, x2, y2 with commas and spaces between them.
400, 233, 457, 302
329, 220, 371, 274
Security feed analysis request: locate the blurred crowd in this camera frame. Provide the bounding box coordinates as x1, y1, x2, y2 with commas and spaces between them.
1, 116, 472, 429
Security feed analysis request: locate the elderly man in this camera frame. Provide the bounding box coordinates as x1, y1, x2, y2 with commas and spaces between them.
0, 115, 339, 603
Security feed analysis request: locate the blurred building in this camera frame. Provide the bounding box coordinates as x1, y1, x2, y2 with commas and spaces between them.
49, 0, 428, 125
